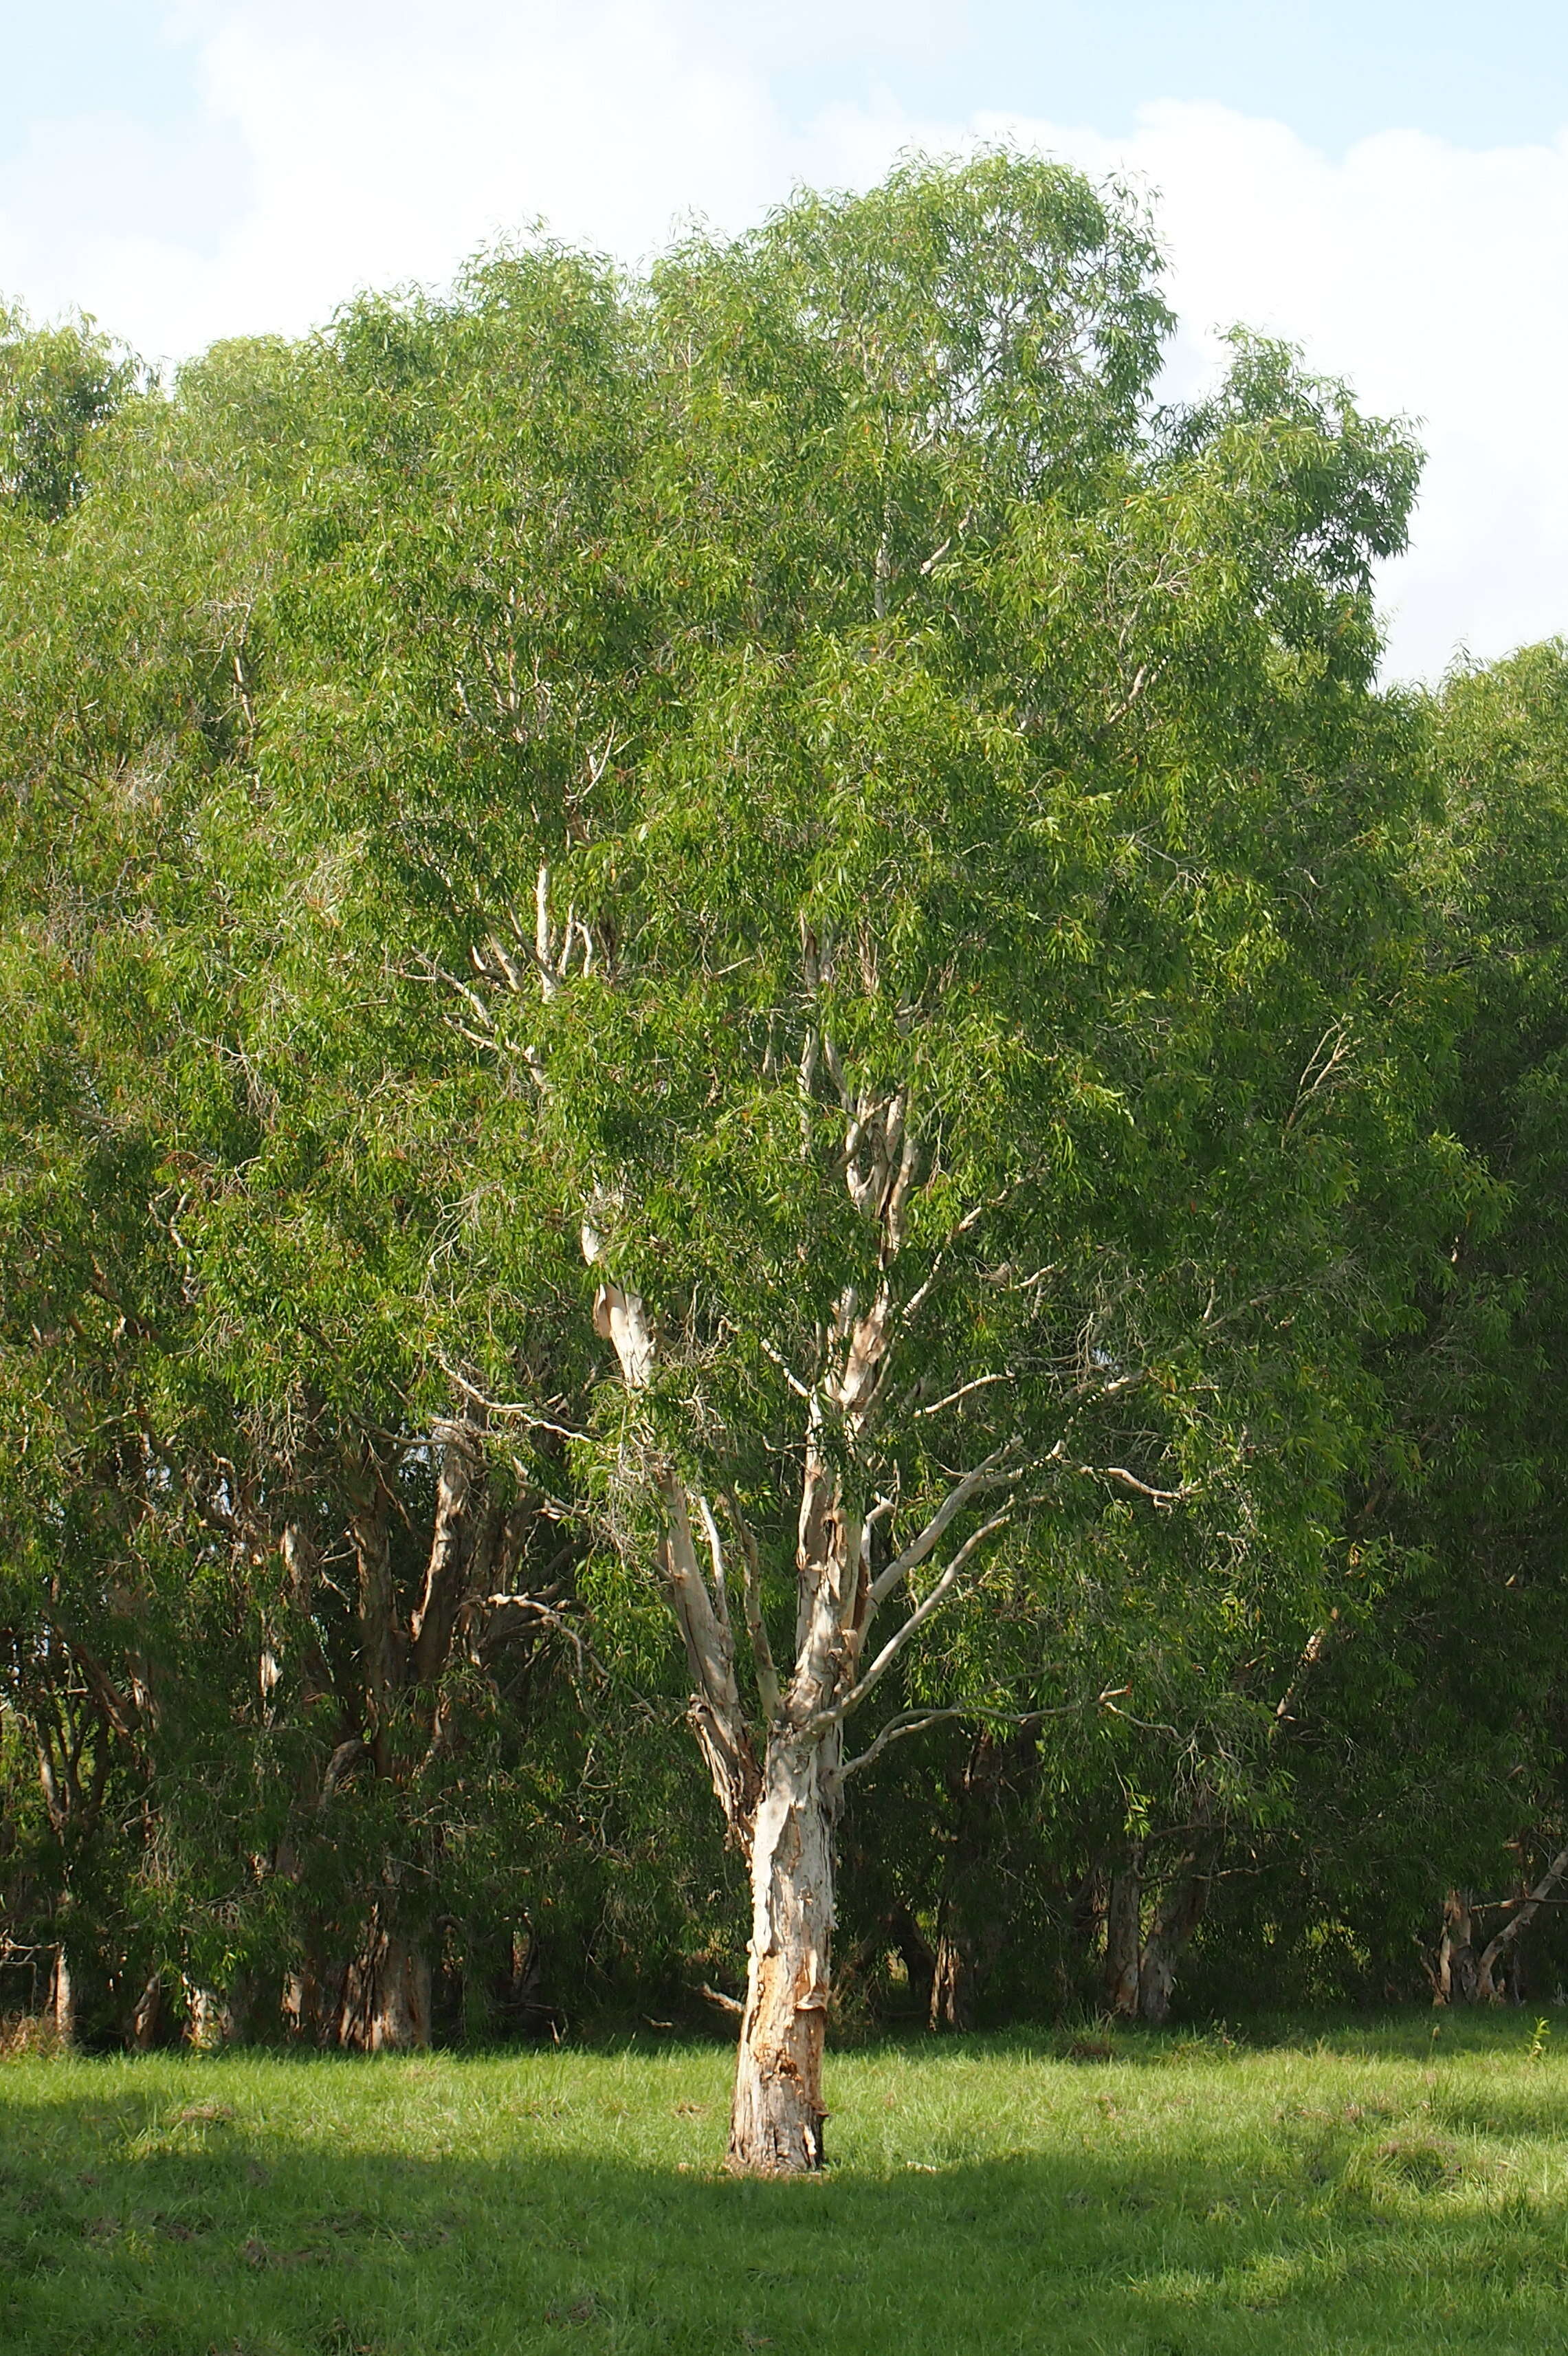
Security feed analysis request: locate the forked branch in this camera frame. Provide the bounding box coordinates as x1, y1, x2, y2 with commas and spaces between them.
815, 1504, 1015, 1731
868, 1443, 1020, 1607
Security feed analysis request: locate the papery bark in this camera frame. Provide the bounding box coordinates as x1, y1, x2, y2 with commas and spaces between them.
338, 1922, 432, 2051
185, 1980, 243, 2050
128, 1971, 163, 2051
728, 1730, 836, 2173
49, 1946, 75, 2047
581, 1094, 1012, 2176
1434, 1889, 1479, 2005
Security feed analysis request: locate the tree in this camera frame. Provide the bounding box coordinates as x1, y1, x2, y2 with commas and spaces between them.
1380, 641, 1568, 2002
0, 153, 1477, 2095
412, 155, 1440, 2165
0, 312, 626, 2049
0, 301, 135, 518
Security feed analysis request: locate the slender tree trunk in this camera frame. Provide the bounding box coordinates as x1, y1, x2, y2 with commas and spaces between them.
185, 1976, 252, 2049
1138, 1851, 1210, 2024
928, 1934, 970, 2032
284, 1957, 342, 2045
890, 1904, 937, 2023
1068, 1867, 1107, 1993
49, 1946, 75, 2047
1476, 1842, 1568, 2002
129, 1972, 163, 2051
930, 1728, 990, 2032
1435, 1890, 1479, 2005
931, 1878, 1001, 2029
928, 1727, 1026, 2032
185, 1983, 230, 2050
348, 1464, 399, 1779
410, 1407, 493, 1689
1105, 1847, 1143, 2018
728, 1732, 835, 2174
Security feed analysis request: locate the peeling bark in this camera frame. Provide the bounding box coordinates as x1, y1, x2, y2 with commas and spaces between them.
128, 1971, 163, 2051
1434, 1890, 1479, 2005
50, 1946, 75, 2047
410, 1409, 493, 1688
579, 1071, 1015, 2172
185, 1980, 241, 2050
338, 1924, 432, 2051
1476, 1843, 1568, 2002
729, 1730, 835, 2173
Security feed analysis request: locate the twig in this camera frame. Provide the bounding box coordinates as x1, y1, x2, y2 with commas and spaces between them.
836, 1686, 1133, 1785
914, 1372, 1009, 1420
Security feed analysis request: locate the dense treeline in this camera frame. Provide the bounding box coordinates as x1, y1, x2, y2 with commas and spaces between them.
4, 153, 1568, 2166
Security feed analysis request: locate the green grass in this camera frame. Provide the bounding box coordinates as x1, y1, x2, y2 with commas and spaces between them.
3, 2013, 1568, 2353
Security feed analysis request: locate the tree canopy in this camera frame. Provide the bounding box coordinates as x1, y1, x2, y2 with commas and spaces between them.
3, 151, 1568, 2169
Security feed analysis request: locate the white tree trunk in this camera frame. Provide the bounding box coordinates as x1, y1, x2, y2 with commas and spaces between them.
50, 1946, 75, 2047
728, 1730, 835, 2173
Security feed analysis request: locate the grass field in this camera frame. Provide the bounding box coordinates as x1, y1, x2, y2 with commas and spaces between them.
3, 2012, 1568, 2353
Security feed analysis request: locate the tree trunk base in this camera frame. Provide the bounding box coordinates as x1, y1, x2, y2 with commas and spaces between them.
49, 1948, 76, 2049
929, 1931, 973, 2032
338, 1931, 431, 2051
727, 1736, 833, 2175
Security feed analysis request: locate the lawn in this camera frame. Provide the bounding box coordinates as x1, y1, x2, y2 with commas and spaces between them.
3, 2013, 1567, 2353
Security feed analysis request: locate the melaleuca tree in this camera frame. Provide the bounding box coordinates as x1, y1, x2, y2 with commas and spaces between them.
408, 154, 1448, 2166
1181, 640, 1568, 2016
0, 307, 627, 2047
0, 342, 271, 2038
162, 265, 648, 2045
0, 153, 1489, 2106
1334, 641, 1568, 2004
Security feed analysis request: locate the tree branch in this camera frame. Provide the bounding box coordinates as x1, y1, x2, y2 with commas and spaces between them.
722, 1486, 782, 1725
1478, 1842, 1568, 1992
816, 1506, 1014, 1731
869, 1444, 1019, 1608
836, 1686, 1133, 1785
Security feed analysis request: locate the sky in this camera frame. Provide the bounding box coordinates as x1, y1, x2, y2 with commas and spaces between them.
3, 1, 1568, 679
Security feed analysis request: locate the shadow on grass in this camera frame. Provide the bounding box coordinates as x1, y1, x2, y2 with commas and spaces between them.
2, 2029, 1567, 2356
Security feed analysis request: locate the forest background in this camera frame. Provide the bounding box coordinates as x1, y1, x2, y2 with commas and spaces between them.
6, 146, 1568, 2172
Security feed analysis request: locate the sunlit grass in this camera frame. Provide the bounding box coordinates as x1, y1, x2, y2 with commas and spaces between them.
3, 2012, 1567, 2352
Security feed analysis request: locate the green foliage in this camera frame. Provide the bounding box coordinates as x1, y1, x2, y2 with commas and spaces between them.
4, 147, 1568, 2046
0, 301, 137, 518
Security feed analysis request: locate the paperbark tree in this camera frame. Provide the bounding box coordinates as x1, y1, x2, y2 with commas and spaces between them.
0, 152, 1477, 2085
434, 155, 1439, 2165
0, 311, 611, 2048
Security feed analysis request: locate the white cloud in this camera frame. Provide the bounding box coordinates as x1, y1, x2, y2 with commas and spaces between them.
3, 7, 1568, 676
